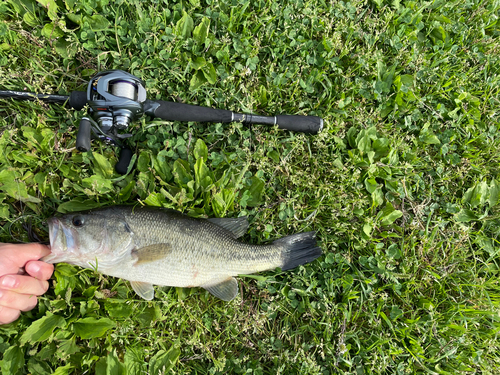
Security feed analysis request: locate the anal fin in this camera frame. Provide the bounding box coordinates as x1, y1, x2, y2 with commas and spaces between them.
202, 277, 239, 301
131, 281, 155, 300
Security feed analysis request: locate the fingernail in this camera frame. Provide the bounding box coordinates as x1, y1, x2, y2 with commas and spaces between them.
1, 276, 16, 289
28, 263, 41, 275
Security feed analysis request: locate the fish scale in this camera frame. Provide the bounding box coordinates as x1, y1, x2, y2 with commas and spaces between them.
122, 210, 283, 285
124, 209, 283, 266
43, 206, 322, 301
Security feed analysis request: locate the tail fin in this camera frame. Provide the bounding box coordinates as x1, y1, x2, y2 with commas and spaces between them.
273, 232, 322, 271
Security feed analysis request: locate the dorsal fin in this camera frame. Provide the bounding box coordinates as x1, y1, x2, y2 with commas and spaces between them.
208, 217, 249, 238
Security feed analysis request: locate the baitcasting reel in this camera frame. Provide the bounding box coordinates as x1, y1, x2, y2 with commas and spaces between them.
87, 70, 146, 133
0, 70, 323, 174
74, 70, 150, 170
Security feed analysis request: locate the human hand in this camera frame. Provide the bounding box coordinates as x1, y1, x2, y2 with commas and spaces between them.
0, 243, 54, 324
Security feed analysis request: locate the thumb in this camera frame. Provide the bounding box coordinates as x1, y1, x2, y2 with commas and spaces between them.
0, 243, 51, 274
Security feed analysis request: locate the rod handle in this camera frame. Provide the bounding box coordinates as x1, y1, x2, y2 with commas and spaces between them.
146, 100, 232, 122
145, 100, 323, 133
275, 115, 323, 134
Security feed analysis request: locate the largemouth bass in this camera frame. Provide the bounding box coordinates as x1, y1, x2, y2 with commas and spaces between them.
43, 206, 322, 301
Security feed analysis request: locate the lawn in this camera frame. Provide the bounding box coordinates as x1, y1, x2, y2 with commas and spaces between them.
0, 0, 499, 373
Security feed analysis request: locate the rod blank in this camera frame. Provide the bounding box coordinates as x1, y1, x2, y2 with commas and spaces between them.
0, 89, 324, 134
0, 90, 69, 104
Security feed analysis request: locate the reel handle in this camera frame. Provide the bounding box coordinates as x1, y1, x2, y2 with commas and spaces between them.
75, 117, 133, 174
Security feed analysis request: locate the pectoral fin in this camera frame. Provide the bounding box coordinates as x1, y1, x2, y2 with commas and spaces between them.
132, 243, 172, 265
202, 277, 239, 301
208, 217, 249, 238
131, 281, 155, 300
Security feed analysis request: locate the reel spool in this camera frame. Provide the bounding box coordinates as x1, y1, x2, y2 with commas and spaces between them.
110, 80, 139, 100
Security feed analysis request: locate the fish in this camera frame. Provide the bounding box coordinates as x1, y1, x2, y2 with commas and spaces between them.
42, 205, 322, 301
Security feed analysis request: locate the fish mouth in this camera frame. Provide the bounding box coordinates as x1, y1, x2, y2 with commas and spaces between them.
42, 217, 77, 264
48, 217, 59, 249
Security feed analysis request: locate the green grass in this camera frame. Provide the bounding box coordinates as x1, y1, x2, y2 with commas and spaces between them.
0, 0, 499, 373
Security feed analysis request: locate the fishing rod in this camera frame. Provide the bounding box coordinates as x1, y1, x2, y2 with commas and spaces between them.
0, 70, 323, 174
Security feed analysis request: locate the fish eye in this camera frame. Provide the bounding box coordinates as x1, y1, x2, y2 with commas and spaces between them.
72, 216, 85, 227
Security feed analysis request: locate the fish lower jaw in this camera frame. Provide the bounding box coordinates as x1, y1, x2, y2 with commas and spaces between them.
41, 249, 75, 264
42, 253, 101, 270
41, 253, 61, 264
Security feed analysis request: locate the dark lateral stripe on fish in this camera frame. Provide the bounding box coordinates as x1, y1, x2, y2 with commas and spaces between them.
274, 232, 322, 271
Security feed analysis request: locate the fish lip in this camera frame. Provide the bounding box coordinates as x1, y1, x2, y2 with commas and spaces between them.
42, 217, 60, 263
48, 217, 59, 248
42, 217, 77, 264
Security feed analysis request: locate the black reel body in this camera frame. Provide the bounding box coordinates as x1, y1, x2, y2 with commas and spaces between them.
87, 70, 146, 132
76, 70, 148, 173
